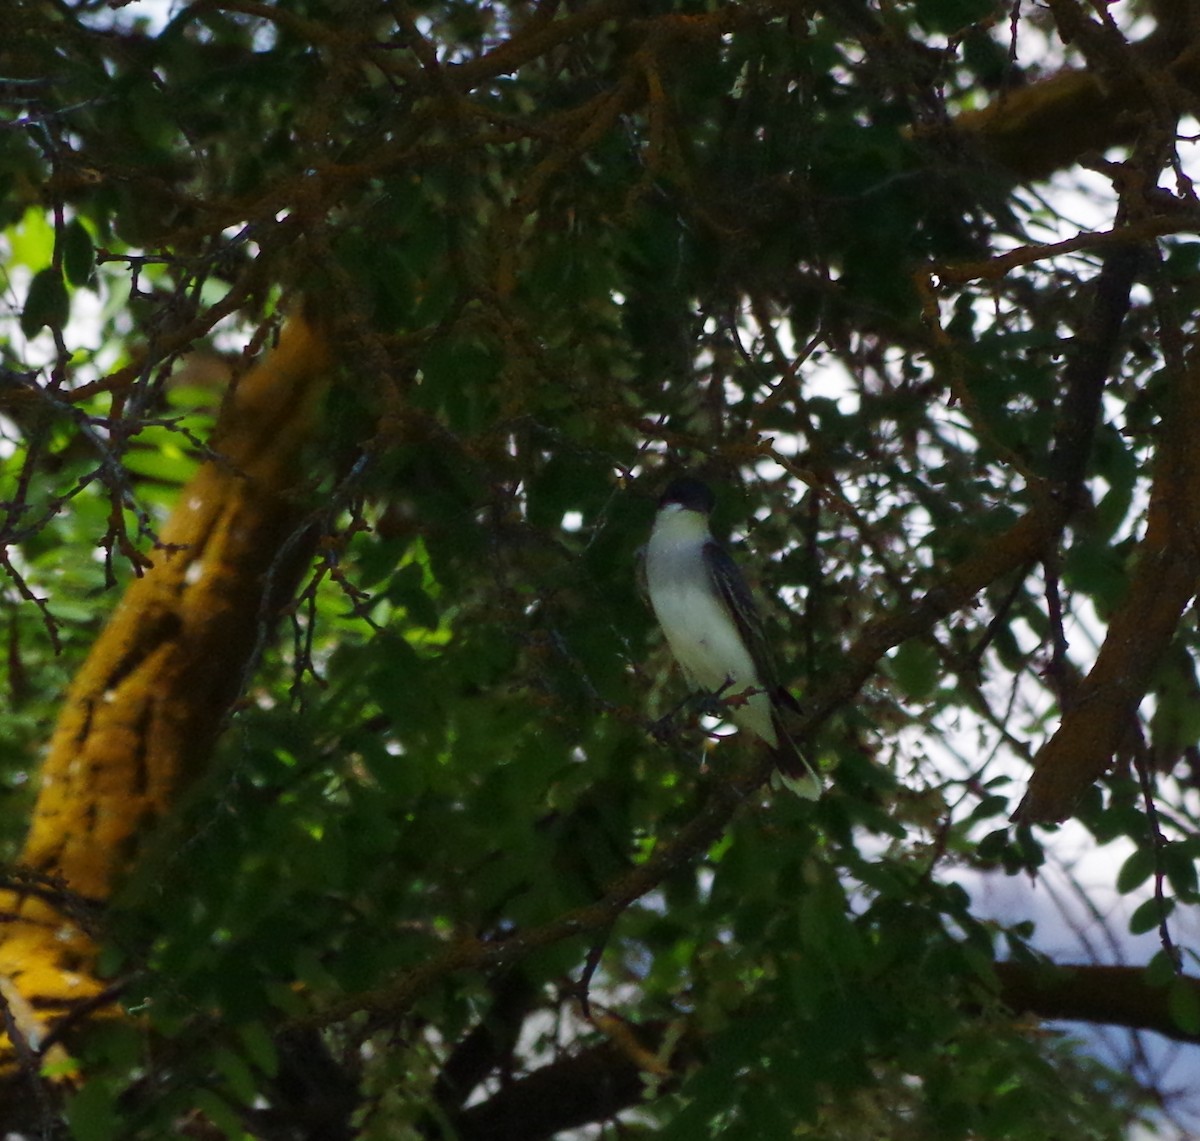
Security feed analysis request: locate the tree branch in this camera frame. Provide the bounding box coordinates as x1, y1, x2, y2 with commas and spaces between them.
297, 774, 759, 1032
940, 9, 1200, 181
434, 961, 1200, 1141
1047, 245, 1140, 505
996, 961, 1200, 1044
1016, 342, 1200, 822
447, 1018, 689, 1141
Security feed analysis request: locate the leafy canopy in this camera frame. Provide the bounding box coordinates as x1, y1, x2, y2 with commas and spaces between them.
1, 0, 1195, 1138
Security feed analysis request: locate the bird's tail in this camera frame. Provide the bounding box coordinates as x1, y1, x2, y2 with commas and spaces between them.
770, 698, 822, 799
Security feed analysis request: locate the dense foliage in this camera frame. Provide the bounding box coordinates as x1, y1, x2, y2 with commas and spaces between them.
3, 0, 1200, 1137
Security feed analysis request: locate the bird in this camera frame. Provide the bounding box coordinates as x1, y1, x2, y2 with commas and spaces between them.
645, 476, 822, 798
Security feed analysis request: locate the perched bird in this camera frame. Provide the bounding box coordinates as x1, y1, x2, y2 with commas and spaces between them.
645, 476, 822, 798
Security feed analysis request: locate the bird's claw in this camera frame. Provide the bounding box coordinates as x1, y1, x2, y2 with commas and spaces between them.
649, 713, 678, 743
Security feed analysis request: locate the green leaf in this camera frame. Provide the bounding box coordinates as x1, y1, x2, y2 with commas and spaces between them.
8, 206, 54, 269
123, 426, 201, 485
62, 217, 96, 286
1168, 978, 1200, 1036
237, 1020, 279, 1079
1129, 896, 1173, 936
1115, 847, 1154, 895
1162, 840, 1199, 898
66, 1080, 120, 1141
213, 1044, 259, 1105
1063, 537, 1130, 617
889, 640, 940, 701
21, 266, 70, 337
416, 333, 501, 432
387, 560, 440, 629
1146, 948, 1181, 987
966, 794, 1010, 825
976, 827, 1010, 862
915, 0, 997, 33
189, 1089, 247, 1139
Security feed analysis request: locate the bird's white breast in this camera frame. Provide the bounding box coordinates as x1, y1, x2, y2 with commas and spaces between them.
646, 508, 775, 743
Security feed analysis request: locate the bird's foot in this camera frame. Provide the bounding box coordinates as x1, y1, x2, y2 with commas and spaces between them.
649, 712, 679, 743
694, 691, 727, 719
692, 676, 739, 719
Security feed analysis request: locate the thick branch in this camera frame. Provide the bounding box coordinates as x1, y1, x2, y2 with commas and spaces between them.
1016, 343, 1200, 822
945, 16, 1199, 180
996, 961, 1200, 1044
449, 1018, 685, 1141
807, 246, 1137, 737
1048, 246, 1140, 498
430, 971, 538, 1116
934, 217, 1200, 286
441, 961, 1200, 1141
0, 316, 332, 1061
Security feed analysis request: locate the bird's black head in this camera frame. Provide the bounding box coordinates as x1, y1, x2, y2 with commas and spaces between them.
659, 476, 715, 515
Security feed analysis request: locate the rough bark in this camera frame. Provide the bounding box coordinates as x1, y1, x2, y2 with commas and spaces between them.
436, 962, 1200, 1141
943, 5, 1200, 181
0, 316, 331, 1070
1017, 347, 1200, 822
995, 960, 1200, 1044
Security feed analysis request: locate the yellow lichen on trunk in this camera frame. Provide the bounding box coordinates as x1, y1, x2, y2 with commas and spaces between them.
0, 315, 332, 1065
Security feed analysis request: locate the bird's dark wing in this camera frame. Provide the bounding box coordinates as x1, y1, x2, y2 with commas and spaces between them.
702, 539, 779, 687
704, 540, 822, 798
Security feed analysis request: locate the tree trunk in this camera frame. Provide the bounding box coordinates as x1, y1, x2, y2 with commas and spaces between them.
0, 316, 331, 1074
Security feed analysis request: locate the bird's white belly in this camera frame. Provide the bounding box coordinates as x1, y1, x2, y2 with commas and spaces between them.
653, 584, 750, 687
649, 581, 775, 743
